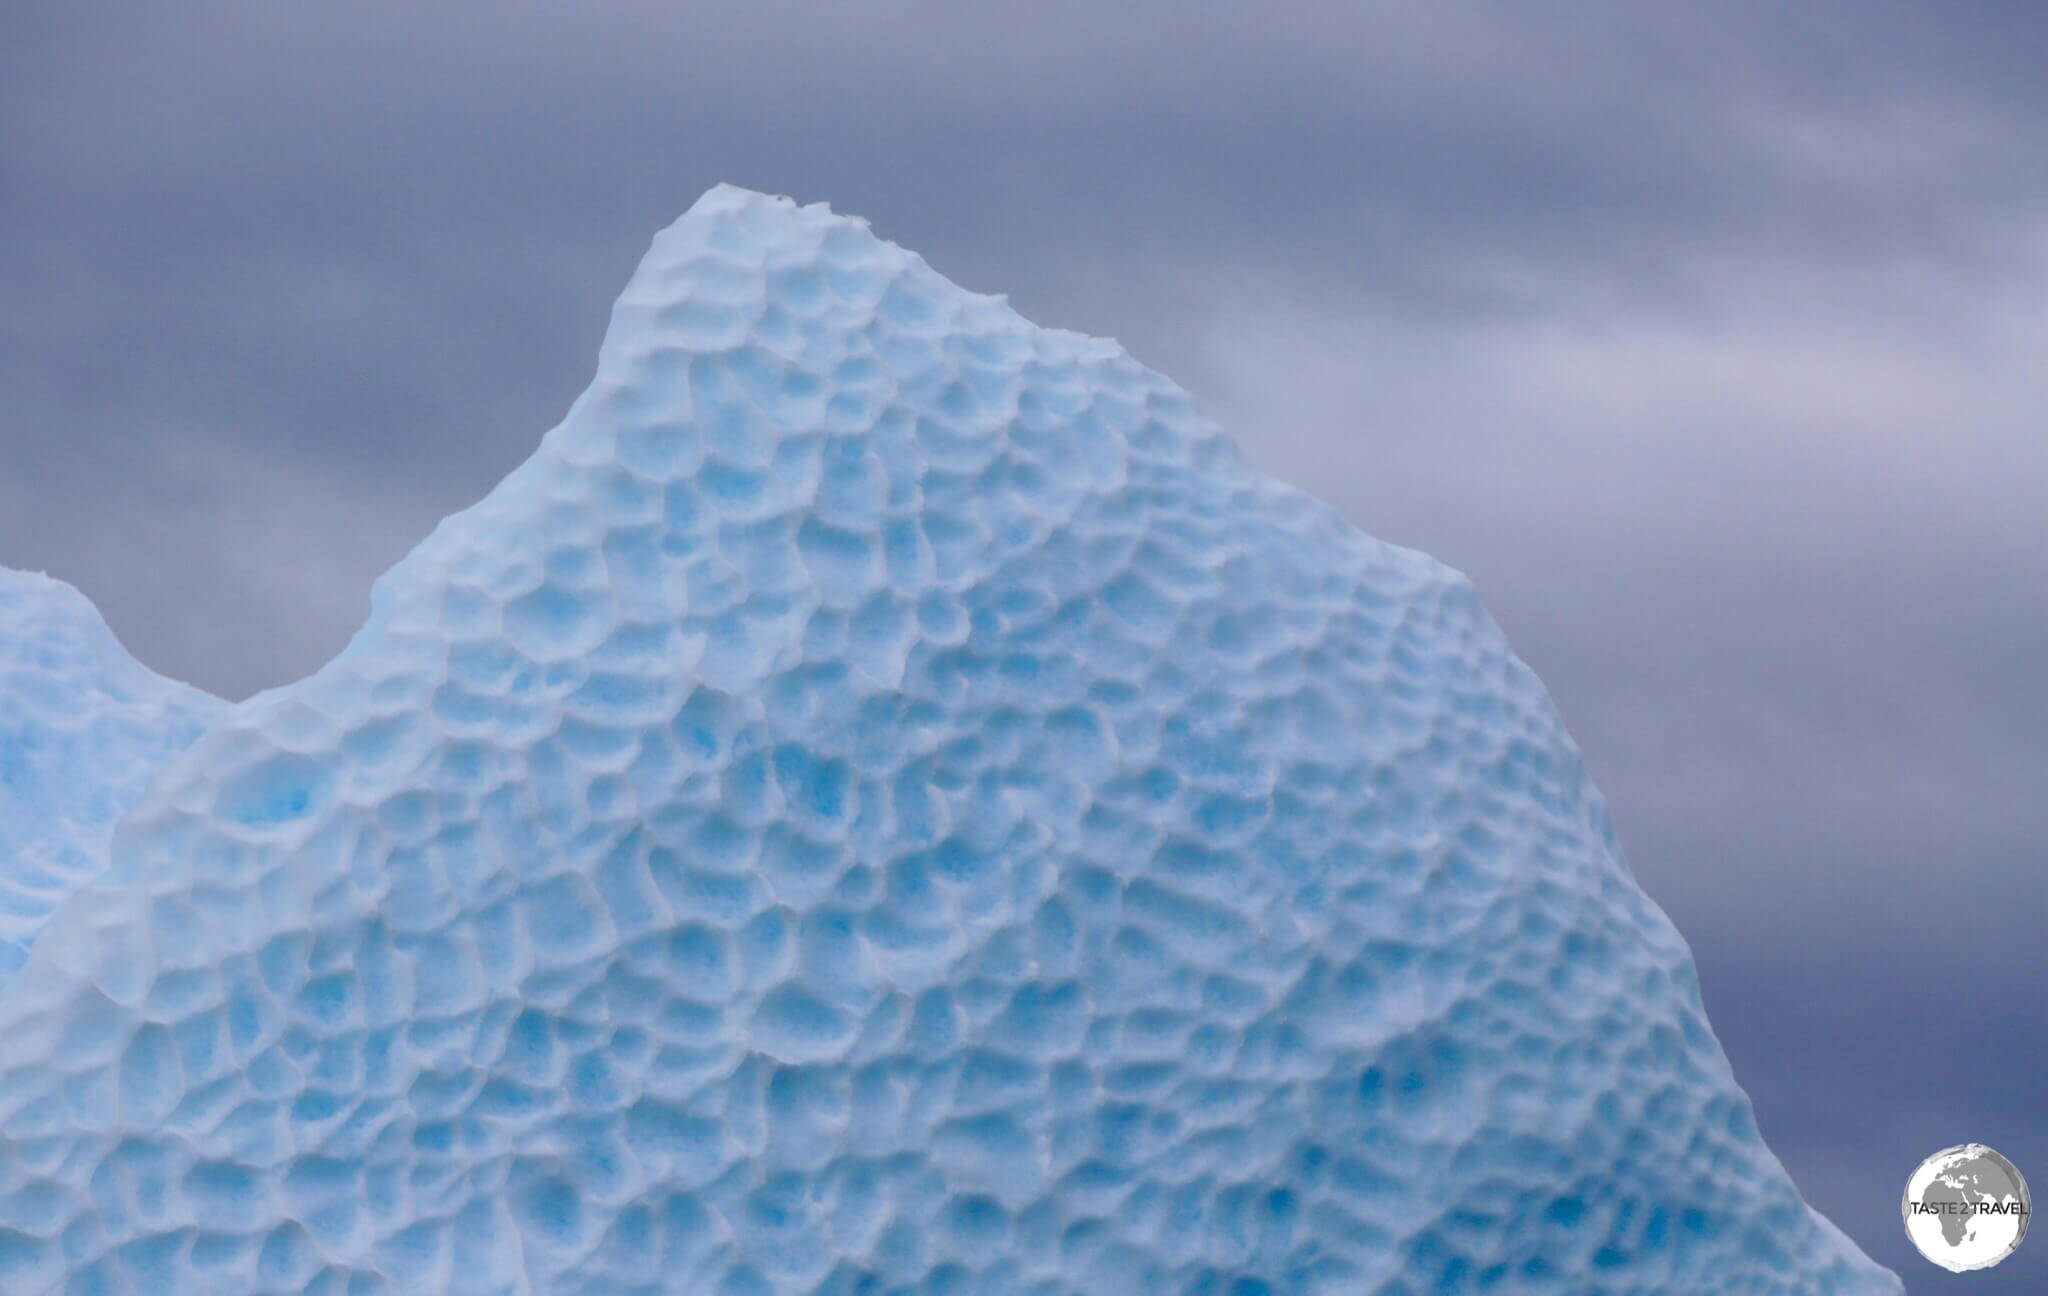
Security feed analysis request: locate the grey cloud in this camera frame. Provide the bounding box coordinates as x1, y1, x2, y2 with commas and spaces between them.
3, 0, 2044, 1279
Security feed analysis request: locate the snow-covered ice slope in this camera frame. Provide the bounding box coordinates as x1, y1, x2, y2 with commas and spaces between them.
0, 569, 223, 984
0, 186, 1899, 1293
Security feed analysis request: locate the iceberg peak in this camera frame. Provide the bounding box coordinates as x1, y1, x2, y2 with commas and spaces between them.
0, 187, 1897, 1293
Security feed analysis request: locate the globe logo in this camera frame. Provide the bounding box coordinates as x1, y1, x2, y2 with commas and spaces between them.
1903, 1144, 2030, 1272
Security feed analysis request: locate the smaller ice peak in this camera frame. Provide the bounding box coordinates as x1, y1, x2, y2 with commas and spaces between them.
0, 566, 225, 982
2, 568, 161, 699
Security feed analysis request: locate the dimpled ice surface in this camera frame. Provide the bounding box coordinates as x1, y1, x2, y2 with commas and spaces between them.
0, 186, 1900, 1294
0, 570, 224, 986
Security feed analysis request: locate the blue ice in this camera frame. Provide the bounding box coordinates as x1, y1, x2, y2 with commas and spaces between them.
0, 186, 1897, 1294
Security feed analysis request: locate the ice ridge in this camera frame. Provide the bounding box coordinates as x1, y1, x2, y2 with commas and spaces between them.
0, 185, 1900, 1294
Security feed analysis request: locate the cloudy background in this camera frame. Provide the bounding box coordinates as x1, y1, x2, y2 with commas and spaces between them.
4, 1, 2043, 1283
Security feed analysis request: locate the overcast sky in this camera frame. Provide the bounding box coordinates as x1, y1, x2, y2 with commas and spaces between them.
5, 1, 2044, 1283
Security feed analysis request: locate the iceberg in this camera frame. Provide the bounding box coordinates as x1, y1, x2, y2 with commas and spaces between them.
0, 186, 1898, 1293
0, 569, 223, 985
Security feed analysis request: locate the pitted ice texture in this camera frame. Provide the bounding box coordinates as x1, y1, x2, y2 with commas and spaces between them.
0, 569, 223, 984
0, 186, 1899, 1294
